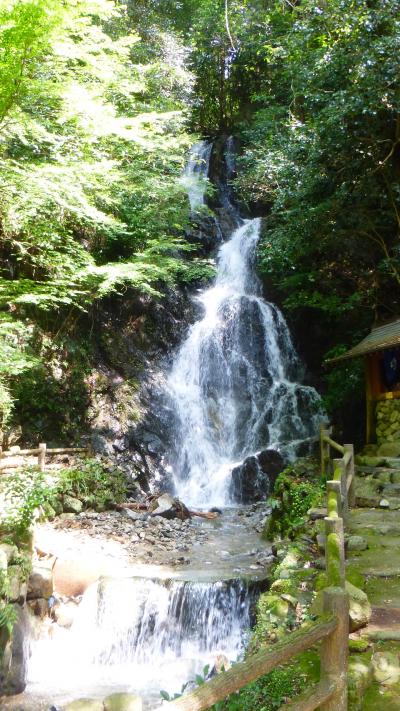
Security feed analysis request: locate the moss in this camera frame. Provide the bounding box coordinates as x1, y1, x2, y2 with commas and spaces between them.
346, 567, 366, 591
349, 638, 370, 653
315, 572, 328, 591
327, 489, 338, 517
326, 532, 342, 587
263, 460, 323, 540
270, 578, 297, 595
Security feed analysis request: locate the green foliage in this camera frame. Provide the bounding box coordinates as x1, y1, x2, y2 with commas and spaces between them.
322, 346, 364, 414
229, 0, 400, 325
0, 0, 197, 428
161, 662, 307, 711
0, 0, 62, 127
210, 664, 308, 711
265, 461, 323, 540
55, 458, 127, 511
0, 468, 52, 535
11, 334, 92, 442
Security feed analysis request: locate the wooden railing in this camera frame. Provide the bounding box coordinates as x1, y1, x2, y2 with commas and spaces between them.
135, 424, 354, 711
0, 443, 90, 472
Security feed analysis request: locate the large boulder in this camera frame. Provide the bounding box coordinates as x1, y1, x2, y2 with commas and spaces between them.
372, 651, 400, 685
230, 449, 284, 503
53, 558, 101, 596
27, 564, 53, 600
150, 493, 191, 520
310, 581, 371, 632
63, 495, 83, 514
346, 581, 372, 632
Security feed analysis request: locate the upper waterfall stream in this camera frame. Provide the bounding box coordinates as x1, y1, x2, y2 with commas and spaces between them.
168, 141, 322, 507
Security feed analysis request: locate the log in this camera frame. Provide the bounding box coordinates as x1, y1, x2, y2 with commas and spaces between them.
189, 511, 219, 520
152, 618, 337, 711
46, 447, 89, 455
322, 436, 345, 455
117, 503, 219, 520
280, 678, 336, 711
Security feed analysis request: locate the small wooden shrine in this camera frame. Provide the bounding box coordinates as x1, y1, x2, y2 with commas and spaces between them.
329, 319, 400, 444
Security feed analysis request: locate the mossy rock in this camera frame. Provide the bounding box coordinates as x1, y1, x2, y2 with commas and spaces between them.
348, 654, 373, 710
62, 495, 83, 514
372, 651, 400, 685
257, 593, 290, 622
310, 581, 371, 631
356, 456, 387, 468
347, 581, 372, 632
349, 638, 370, 653
40, 501, 56, 521
378, 442, 400, 458
269, 578, 296, 595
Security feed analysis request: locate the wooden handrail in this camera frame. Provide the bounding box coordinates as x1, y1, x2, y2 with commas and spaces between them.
153, 615, 339, 711
321, 436, 345, 455
280, 678, 337, 711
0, 443, 90, 472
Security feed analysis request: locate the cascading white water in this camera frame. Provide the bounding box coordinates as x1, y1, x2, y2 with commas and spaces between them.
181, 141, 213, 212
28, 577, 251, 705
168, 141, 322, 507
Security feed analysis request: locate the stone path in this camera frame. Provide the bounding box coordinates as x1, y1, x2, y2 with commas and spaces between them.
346, 460, 400, 709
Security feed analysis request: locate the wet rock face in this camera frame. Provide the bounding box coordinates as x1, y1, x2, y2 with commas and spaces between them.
230, 449, 284, 504
87, 286, 199, 491
0, 605, 30, 695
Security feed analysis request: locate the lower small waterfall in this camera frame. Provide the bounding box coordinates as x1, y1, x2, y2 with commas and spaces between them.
28, 576, 252, 705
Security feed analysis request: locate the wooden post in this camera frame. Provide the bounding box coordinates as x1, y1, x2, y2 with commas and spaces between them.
326, 480, 341, 517
320, 422, 331, 478
333, 458, 347, 518
38, 443, 47, 472
325, 517, 345, 587
344, 443, 355, 508
320, 587, 349, 711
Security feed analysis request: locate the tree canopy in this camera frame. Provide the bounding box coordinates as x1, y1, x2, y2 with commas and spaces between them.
0, 0, 399, 437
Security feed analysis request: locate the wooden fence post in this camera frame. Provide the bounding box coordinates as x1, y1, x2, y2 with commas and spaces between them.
325, 517, 345, 587
320, 587, 349, 711
326, 479, 341, 517
333, 458, 347, 518
38, 443, 47, 472
344, 443, 355, 508
320, 422, 331, 478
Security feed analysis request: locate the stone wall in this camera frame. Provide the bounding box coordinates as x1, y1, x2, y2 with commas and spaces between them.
376, 399, 400, 444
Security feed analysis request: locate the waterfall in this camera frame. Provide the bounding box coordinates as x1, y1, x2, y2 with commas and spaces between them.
181, 141, 212, 212
167, 141, 322, 507
23, 140, 321, 709
28, 577, 251, 704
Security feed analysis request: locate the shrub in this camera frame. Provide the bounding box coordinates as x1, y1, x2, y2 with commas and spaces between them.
55, 458, 127, 511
